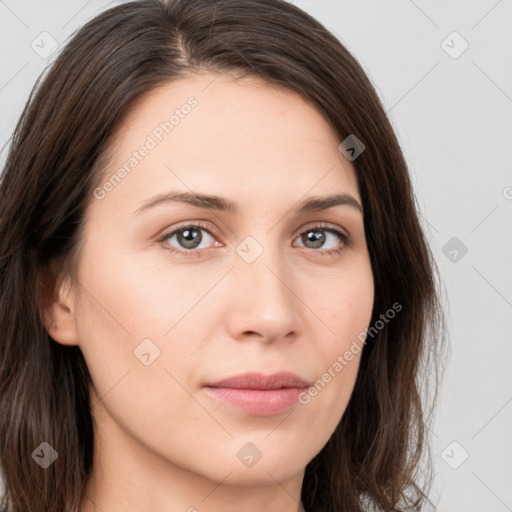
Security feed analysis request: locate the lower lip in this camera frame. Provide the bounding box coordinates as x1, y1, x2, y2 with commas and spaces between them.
203, 386, 306, 416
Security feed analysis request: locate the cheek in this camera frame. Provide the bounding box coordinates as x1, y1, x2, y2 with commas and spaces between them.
296, 331, 364, 451
75, 237, 214, 340
73, 266, 202, 446
313, 257, 375, 349
72, 241, 223, 404
300, 259, 373, 420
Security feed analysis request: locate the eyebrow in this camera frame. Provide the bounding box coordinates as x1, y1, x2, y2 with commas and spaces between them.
133, 190, 363, 216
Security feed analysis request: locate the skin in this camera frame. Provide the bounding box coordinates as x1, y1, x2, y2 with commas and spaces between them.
45, 71, 374, 512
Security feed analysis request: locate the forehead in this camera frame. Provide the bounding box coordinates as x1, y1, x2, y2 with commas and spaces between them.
94, 71, 360, 215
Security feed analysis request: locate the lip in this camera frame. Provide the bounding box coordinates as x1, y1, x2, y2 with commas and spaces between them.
204, 371, 310, 390
203, 372, 310, 416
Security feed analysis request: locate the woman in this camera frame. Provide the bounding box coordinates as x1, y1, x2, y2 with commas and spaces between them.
0, 0, 445, 511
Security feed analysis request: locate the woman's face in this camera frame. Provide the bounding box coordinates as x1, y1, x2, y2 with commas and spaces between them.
50, 72, 374, 508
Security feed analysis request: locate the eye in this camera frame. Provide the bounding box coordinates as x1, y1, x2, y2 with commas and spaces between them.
157, 222, 220, 256
293, 223, 351, 256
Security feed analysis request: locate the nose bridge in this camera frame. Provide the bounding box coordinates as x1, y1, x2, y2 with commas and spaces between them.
227, 232, 301, 340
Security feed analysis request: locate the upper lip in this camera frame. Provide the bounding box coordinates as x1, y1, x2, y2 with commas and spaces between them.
204, 371, 310, 390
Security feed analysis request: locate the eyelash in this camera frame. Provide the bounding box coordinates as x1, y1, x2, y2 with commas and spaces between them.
156, 221, 351, 257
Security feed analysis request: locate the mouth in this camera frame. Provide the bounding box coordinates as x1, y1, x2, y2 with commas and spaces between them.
203, 371, 310, 416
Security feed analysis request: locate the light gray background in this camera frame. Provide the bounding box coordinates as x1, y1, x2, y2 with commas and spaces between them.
1, 1, 511, 510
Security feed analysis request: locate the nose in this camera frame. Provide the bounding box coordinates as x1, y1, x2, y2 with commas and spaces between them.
224, 240, 303, 344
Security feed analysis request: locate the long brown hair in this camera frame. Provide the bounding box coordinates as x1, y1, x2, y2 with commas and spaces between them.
0, 1, 446, 510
